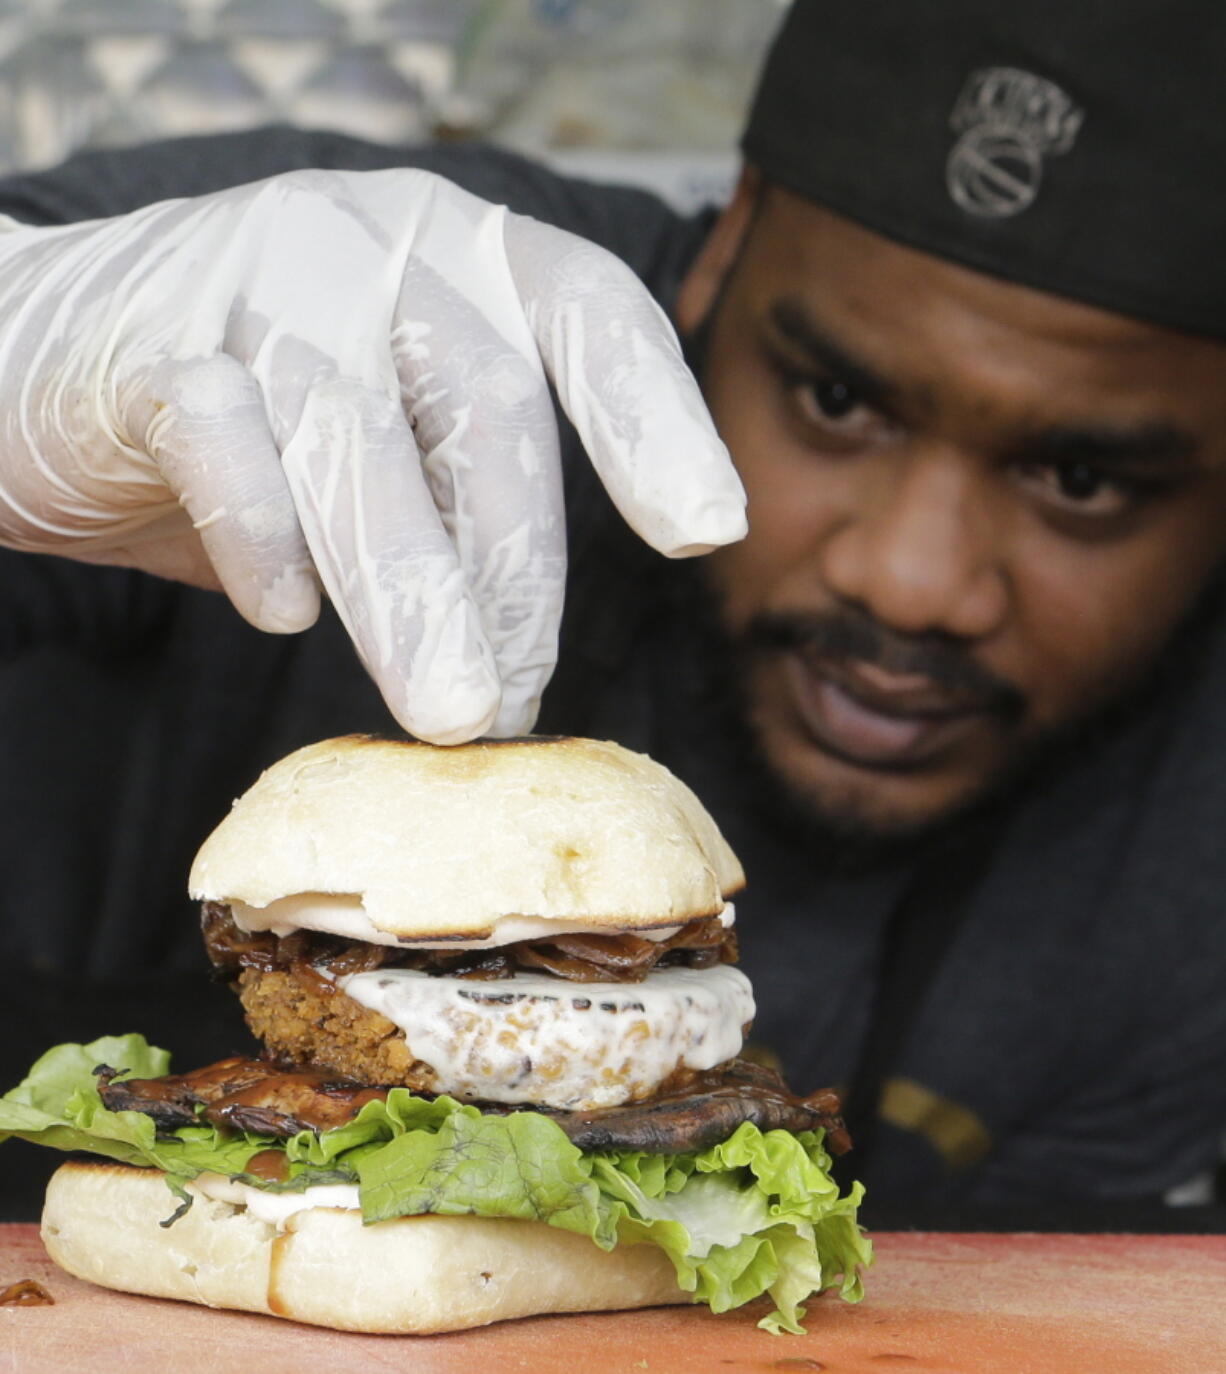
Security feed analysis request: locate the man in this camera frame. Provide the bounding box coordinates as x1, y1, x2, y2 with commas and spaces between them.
1, 0, 1224, 1217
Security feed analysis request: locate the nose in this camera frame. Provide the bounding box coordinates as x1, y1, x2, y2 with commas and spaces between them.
818, 445, 1009, 640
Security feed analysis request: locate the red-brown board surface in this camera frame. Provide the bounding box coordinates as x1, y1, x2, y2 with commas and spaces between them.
0, 1225, 1221, 1374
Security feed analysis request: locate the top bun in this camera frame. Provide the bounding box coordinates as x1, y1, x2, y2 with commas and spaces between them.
189, 736, 745, 939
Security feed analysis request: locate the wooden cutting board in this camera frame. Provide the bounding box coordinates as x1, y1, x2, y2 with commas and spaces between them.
1, 1226, 1222, 1374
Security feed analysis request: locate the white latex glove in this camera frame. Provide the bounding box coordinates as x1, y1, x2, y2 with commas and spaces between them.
0, 169, 745, 742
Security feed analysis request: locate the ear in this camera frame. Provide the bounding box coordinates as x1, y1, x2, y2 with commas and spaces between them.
675, 165, 762, 334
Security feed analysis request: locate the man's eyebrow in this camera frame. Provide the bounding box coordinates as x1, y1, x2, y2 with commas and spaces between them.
768, 297, 900, 412
1001, 422, 1200, 470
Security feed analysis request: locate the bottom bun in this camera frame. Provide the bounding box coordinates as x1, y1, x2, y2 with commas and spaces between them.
41, 1161, 692, 1333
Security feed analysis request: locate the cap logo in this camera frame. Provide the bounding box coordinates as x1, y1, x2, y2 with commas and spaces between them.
946, 67, 1084, 219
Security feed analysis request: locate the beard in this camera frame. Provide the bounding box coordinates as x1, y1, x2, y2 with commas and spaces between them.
658, 563, 1013, 872
659, 555, 1226, 876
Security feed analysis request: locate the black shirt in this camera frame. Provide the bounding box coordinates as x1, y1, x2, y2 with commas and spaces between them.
1, 128, 1224, 1218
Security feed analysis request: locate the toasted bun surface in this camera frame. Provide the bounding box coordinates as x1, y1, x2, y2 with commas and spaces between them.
189, 736, 744, 938
41, 1161, 691, 1333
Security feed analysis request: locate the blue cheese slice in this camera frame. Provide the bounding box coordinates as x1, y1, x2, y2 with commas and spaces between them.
337, 964, 755, 1111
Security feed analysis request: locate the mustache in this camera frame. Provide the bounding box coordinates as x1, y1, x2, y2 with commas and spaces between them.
739, 607, 1025, 717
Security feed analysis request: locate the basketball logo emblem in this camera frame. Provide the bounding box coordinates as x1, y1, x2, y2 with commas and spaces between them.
947, 67, 1084, 219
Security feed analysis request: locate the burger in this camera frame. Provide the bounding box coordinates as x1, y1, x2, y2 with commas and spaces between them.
0, 735, 870, 1333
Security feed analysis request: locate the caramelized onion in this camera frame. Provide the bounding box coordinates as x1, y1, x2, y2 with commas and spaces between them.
202, 903, 737, 986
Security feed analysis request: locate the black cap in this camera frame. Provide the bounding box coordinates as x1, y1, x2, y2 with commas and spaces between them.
742, 1, 1226, 339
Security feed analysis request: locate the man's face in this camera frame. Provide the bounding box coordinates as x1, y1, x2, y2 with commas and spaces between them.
676, 180, 1226, 839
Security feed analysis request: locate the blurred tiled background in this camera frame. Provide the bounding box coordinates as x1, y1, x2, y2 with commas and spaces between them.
0, 0, 786, 207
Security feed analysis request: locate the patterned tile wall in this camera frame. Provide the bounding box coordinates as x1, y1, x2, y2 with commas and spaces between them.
0, 0, 467, 171
0, 1, 782, 189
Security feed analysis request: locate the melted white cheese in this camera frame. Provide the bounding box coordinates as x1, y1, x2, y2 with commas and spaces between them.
229, 893, 733, 949
338, 963, 755, 1111
191, 1173, 360, 1228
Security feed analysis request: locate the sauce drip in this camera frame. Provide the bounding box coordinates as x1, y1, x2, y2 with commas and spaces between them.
0, 1279, 54, 1307
243, 1149, 291, 1182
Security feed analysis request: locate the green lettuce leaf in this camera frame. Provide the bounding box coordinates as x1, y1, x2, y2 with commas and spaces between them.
0, 1035, 871, 1330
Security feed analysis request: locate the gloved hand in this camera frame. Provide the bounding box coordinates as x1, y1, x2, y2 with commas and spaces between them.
0, 169, 745, 742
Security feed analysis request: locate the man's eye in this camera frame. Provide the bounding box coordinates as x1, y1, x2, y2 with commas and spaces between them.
1055, 460, 1107, 501
791, 375, 875, 435
767, 347, 891, 450
807, 377, 858, 420
1021, 459, 1138, 516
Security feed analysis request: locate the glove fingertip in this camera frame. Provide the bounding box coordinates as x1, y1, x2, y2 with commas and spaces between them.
387, 678, 503, 746
240, 568, 321, 634
661, 507, 750, 558
488, 693, 542, 740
